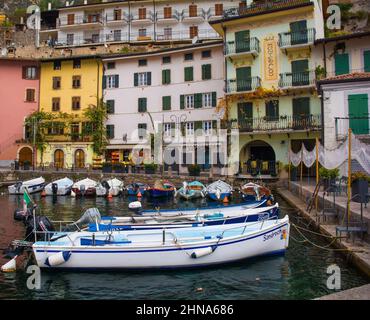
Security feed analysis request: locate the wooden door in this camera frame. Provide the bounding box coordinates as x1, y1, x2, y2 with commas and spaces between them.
54, 149, 64, 169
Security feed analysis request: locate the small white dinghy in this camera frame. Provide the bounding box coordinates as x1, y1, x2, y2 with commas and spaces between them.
96, 178, 124, 197
8, 177, 45, 194
44, 177, 74, 196
71, 178, 98, 197
32, 215, 290, 270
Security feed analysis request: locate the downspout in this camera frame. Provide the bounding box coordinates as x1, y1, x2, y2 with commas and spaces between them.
153, 0, 156, 41
128, 1, 131, 43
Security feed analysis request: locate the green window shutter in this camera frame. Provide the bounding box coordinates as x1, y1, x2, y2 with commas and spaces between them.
114, 75, 119, 88
202, 64, 211, 80
106, 125, 114, 139
335, 53, 350, 75
364, 50, 370, 72
103, 75, 107, 89
195, 121, 202, 135
180, 95, 185, 109
162, 69, 171, 85
184, 67, 193, 81
212, 120, 217, 131
147, 72, 152, 85
194, 93, 203, 108
106, 100, 115, 114
235, 30, 250, 53
162, 96, 171, 110
138, 98, 147, 112
134, 73, 138, 86
212, 92, 217, 107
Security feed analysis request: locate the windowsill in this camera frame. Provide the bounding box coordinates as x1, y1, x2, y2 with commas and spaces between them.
24, 100, 36, 103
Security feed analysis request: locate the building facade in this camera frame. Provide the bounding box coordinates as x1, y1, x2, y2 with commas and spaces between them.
210, 0, 325, 175
42, 0, 244, 47
102, 41, 227, 174
0, 58, 39, 166
38, 56, 103, 168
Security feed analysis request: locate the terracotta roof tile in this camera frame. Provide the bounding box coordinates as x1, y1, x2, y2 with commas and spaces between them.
323, 72, 370, 82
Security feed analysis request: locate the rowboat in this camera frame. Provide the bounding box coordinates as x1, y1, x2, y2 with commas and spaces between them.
71, 178, 98, 197
126, 182, 148, 196
96, 178, 124, 197
44, 177, 73, 196
240, 182, 272, 202
32, 215, 290, 270
8, 177, 45, 194
176, 181, 207, 200
206, 180, 233, 201
147, 180, 175, 198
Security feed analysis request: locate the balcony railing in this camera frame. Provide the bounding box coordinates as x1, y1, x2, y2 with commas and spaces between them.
226, 77, 261, 93
241, 160, 277, 176
279, 71, 315, 88
223, 0, 312, 18
278, 28, 315, 48
183, 8, 204, 19
58, 15, 103, 27
335, 117, 370, 140
156, 11, 178, 21
225, 37, 260, 56
105, 13, 129, 23
229, 114, 321, 132
132, 12, 153, 21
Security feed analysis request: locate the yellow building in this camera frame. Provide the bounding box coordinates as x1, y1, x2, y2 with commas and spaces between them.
38, 55, 103, 169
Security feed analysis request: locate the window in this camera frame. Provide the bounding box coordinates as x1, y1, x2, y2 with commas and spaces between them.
106, 100, 115, 114
47, 122, 64, 135
162, 56, 171, 64
23, 66, 37, 79
138, 7, 147, 19
162, 96, 171, 111
67, 14, 74, 25
184, 53, 193, 61
139, 29, 147, 37
113, 9, 122, 21
202, 64, 212, 80
107, 62, 115, 69
265, 100, 279, 121
70, 122, 80, 141
25, 89, 35, 102
106, 75, 119, 88
52, 76, 61, 89
184, 66, 194, 81
52, 97, 60, 111
185, 95, 194, 109
164, 7, 172, 19
72, 75, 81, 88
163, 27, 172, 40
113, 30, 121, 41
189, 26, 198, 38
138, 59, 147, 67
162, 69, 171, 84
138, 98, 147, 112
164, 123, 171, 137
134, 72, 151, 86
189, 4, 197, 17
73, 59, 81, 69
334, 53, 350, 76
186, 122, 194, 135
53, 61, 61, 70
364, 50, 370, 72
215, 3, 223, 16
66, 34, 74, 45
202, 93, 212, 108
203, 121, 212, 135
106, 125, 115, 139
92, 34, 100, 43
202, 50, 211, 58
138, 123, 147, 139
72, 96, 81, 110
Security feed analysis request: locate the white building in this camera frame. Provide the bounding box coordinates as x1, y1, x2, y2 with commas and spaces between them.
47, 0, 242, 47
102, 41, 228, 174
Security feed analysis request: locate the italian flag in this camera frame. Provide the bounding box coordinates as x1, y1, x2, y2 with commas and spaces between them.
23, 189, 33, 212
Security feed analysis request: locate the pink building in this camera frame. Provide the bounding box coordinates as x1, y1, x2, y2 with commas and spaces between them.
0, 58, 39, 165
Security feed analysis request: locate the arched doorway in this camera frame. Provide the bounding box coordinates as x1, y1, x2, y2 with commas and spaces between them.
18, 147, 33, 165
240, 140, 276, 175
74, 149, 85, 169
54, 149, 64, 169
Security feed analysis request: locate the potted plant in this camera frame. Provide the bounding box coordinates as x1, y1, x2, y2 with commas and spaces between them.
319, 167, 339, 191
23, 160, 31, 170
188, 164, 201, 177
351, 172, 369, 203
144, 163, 157, 174
102, 162, 112, 173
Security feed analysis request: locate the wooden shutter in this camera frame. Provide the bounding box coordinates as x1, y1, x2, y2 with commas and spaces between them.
22, 66, 27, 79
215, 4, 223, 16
114, 74, 119, 88
202, 64, 211, 80
194, 93, 202, 108
290, 20, 308, 45
235, 30, 250, 53
162, 69, 170, 84
335, 53, 350, 75
180, 95, 185, 109
164, 7, 172, 19
189, 26, 198, 38
147, 72, 151, 85
212, 92, 217, 107
364, 50, 370, 72
162, 96, 171, 110
134, 73, 138, 86
139, 8, 146, 19
138, 98, 147, 112
67, 14, 74, 25
189, 4, 197, 17
184, 67, 193, 81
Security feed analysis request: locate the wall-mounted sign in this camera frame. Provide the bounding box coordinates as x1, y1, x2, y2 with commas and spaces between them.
263, 36, 278, 81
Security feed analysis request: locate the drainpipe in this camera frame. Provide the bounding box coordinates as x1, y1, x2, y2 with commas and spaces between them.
153, 0, 156, 42
128, 1, 131, 44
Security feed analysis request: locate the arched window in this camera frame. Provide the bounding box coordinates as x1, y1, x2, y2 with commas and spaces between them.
74, 149, 85, 169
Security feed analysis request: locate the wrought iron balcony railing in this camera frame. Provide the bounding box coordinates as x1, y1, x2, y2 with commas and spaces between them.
278, 28, 316, 48
183, 8, 205, 19
226, 77, 261, 93
105, 13, 129, 23
335, 116, 370, 140
58, 15, 103, 27
225, 37, 260, 56
279, 71, 315, 88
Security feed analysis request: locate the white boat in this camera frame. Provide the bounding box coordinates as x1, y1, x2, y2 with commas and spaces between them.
44, 177, 73, 196
176, 181, 207, 200
32, 215, 290, 270
96, 178, 124, 197
8, 177, 45, 194
71, 178, 98, 197
206, 180, 233, 201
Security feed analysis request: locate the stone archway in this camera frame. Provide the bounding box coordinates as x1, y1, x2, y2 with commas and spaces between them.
18, 146, 33, 165
240, 140, 276, 175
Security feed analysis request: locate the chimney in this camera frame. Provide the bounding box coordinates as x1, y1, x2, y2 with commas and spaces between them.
48, 2, 52, 10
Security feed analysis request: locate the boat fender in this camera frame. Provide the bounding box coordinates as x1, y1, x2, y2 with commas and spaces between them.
190, 246, 217, 259
128, 201, 142, 214
1, 256, 17, 273
45, 251, 72, 267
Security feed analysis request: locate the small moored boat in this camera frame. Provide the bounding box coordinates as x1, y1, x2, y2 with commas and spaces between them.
206, 180, 233, 201
147, 180, 175, 198
240, 182, 272, 203
96, 178, 124, 197
176, 181, 207, 200
44, 177, 73, 196
8, 177, 45, 195
71, 178, 98, 197
126, 182, 148, 196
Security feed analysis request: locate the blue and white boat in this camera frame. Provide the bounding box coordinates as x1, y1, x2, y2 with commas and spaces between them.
44, 177, 73, 196
176, 181, 207, 200
206, 180, 233, 201
8, 177, 45, 195
32, 215, 290, 270
126, 182, 148, 196
146, 180, 175, 198
240, 182, 272, 203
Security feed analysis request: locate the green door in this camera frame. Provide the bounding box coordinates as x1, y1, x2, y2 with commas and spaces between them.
291, 59, 309, 86
293, 97, 310, 129
364, 50, 370, 72
236, 67, 251, 92
290, 20, 307, 45
238, 102, 253, 131
348, 94, 369, 134
335, 53, 349, 75
235, 30, 250, 53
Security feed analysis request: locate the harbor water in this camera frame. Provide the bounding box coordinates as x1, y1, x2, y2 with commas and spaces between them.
0, 190, 368, 300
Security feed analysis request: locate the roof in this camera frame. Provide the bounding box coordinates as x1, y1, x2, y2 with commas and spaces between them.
317, 72, 370, 86
315, 31, 370, 44
40, 54, 101, 62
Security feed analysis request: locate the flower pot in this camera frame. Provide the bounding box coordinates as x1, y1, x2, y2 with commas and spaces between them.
351, 179, 369, 203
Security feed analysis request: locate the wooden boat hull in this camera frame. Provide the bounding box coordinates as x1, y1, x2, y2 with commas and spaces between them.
147, 188, 174, 198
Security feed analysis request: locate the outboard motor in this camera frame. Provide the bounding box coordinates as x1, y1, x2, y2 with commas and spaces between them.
13, 208, 32, 222
63, 207, 101, 232
80, 184, 86, 196
24, 215, 55, 242
102, 180, 110, 193
128, 201, 143, 214
15, 182, 22, 193
51, 182, 58, 195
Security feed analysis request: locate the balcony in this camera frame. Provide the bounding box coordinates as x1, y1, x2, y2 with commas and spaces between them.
225, 37, 260, 58
183, 8, 205, 22
279, 71, 315, 88
278, 28, 315, 51
155, 29, 220, 41
223, 0, 312, 19
58, 15, 103, 29
335, 117, 370, 140
156, 10, 178, 24
131, 12, 153, 25
129, 31, 154, 42
230, 114, 321, 133
208, 7, 224, 21
226, 77, 261, 94
105, 13, 129, 25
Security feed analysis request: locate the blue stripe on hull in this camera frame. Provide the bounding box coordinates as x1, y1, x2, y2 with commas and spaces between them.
208, 192, 231, 201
